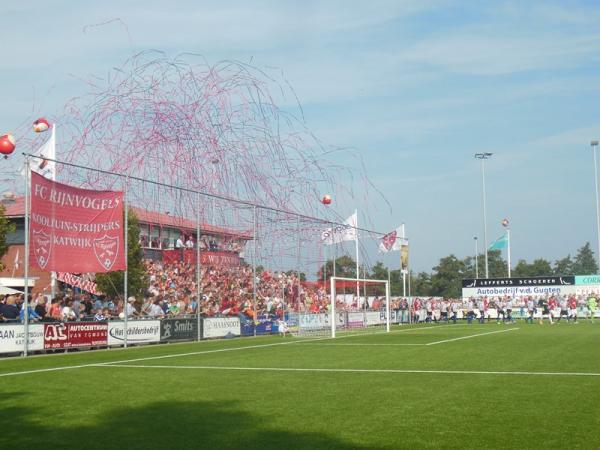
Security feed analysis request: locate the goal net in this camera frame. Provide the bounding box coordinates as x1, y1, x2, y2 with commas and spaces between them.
288, 277, 390, 338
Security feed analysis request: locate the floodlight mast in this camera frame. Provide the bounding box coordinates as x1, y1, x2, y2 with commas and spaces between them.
591, 140, 600, 267
474, 153, 493, 278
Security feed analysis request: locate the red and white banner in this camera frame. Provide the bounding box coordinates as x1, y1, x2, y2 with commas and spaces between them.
43, 323, 108, 349
56, 272, 102, 295
162, 249, 240, 266
29, 171, 126, 273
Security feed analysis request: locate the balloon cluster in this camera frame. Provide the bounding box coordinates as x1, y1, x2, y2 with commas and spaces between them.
0, 134, 15, 158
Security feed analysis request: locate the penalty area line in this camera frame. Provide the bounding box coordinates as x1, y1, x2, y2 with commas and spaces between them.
93, 364, 600, 377
425, 327, 519, 345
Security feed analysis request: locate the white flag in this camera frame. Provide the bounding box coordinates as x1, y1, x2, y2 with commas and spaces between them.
33, 125, 56, 180
21, 125, 56, 181
321, 212, 357, 245
379, 227, 404, 252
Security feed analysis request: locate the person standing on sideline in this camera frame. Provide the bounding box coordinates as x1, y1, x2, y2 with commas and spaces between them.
568, 295, 578, 324
467, 298, 475, 324
505, 297, 514, 324
451, 300, 459, 324
548, 296, 557, 325
476, 298, 484, 324
557, 296, 568, 323
587, 294, 597, 323
526, 297, 535, 324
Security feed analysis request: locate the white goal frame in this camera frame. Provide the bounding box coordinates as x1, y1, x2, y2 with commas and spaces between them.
330, 276, 391, 338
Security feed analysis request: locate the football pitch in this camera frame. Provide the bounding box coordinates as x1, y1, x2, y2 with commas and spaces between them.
1, 322, 599, 449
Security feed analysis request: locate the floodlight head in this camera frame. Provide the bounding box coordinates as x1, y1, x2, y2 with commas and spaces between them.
474, 152, 493, 159
591, 140, 599, 147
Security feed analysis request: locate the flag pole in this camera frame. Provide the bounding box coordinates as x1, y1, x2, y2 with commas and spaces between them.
50, 124, 57, 301
507, 227, 511, 277
123, 175, 129, 349
355, 209, 359, 306
196, 191, 202, 341
23, 155, 30, 357
401, 223, 406, 298
252, 206, 257, 337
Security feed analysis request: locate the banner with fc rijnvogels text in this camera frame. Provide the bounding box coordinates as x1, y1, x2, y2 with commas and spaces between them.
29, 171, 126, 273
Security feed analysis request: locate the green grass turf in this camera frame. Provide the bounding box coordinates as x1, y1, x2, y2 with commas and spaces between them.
1, 322, 600, 449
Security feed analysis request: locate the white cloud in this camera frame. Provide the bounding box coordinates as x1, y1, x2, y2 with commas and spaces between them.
398, 30, 600, 75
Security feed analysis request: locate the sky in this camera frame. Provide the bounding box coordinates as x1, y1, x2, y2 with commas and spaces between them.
2, 0, 600, 273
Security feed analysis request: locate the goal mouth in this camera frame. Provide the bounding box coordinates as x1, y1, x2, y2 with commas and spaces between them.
288, 277, 391, 338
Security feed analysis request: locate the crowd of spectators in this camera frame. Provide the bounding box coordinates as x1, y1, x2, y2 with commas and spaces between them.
139, 233, 243, 254
2, 258, 597, 325
409, 295, 598, 324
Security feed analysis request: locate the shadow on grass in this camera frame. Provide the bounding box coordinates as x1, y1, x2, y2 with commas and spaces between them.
0, 396, 380, 450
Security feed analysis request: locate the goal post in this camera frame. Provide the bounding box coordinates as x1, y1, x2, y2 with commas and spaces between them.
330, 276, 391, 338
287, 277, 391, 339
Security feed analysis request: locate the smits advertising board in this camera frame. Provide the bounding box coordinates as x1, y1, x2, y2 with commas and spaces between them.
160, 318, 198, 342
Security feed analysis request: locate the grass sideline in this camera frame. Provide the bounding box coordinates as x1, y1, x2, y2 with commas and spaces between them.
1, 322, 599, 449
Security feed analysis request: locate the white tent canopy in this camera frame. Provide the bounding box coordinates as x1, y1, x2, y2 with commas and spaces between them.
0, 285, 23, 295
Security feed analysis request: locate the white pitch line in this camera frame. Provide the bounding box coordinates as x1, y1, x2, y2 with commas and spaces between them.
0, 324, 480, 378
300, 343, 426, 346
93, 364, 600, 377
0, 338, 326, 378
0, 363, 102, 378
425, 328, 519, 346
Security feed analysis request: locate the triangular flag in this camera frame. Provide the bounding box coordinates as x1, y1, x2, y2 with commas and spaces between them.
489, 233, 508, 250
379, 227, 403, 252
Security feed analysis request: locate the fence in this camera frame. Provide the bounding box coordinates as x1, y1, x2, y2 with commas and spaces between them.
5, 154, 391, 355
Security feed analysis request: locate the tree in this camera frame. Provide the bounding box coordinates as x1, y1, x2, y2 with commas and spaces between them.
487, 250, 508, 278
96, 209, 147, 300
317, 255, 357, 280
430, 254, 466, 298
370, 261, 388, 280
411, 271, 432, 297
512, 258, 553, 277
0, 204, 15, 271
572, 242, 598, 275
553, 255, 573, 276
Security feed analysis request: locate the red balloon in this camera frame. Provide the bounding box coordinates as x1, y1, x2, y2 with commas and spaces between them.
33, 117, 50, 133
321, 194, 332, 205
0, 134, 16, 157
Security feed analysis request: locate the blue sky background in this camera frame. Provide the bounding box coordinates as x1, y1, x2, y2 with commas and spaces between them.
2, 0, 600, 273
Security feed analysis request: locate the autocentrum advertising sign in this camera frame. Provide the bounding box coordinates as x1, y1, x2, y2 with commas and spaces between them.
44, 322, 108, 349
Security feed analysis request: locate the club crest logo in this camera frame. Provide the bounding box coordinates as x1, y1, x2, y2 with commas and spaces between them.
93, 235, 119, 271
32, 229, 52, 269
381, 230, 397, 251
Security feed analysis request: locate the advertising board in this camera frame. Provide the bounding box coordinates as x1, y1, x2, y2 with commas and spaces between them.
160, 318, 198, 342
203, 317, 240, 338
0, 324, 44, 353
44, 322, 108, 349
108, 320, 161, 345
